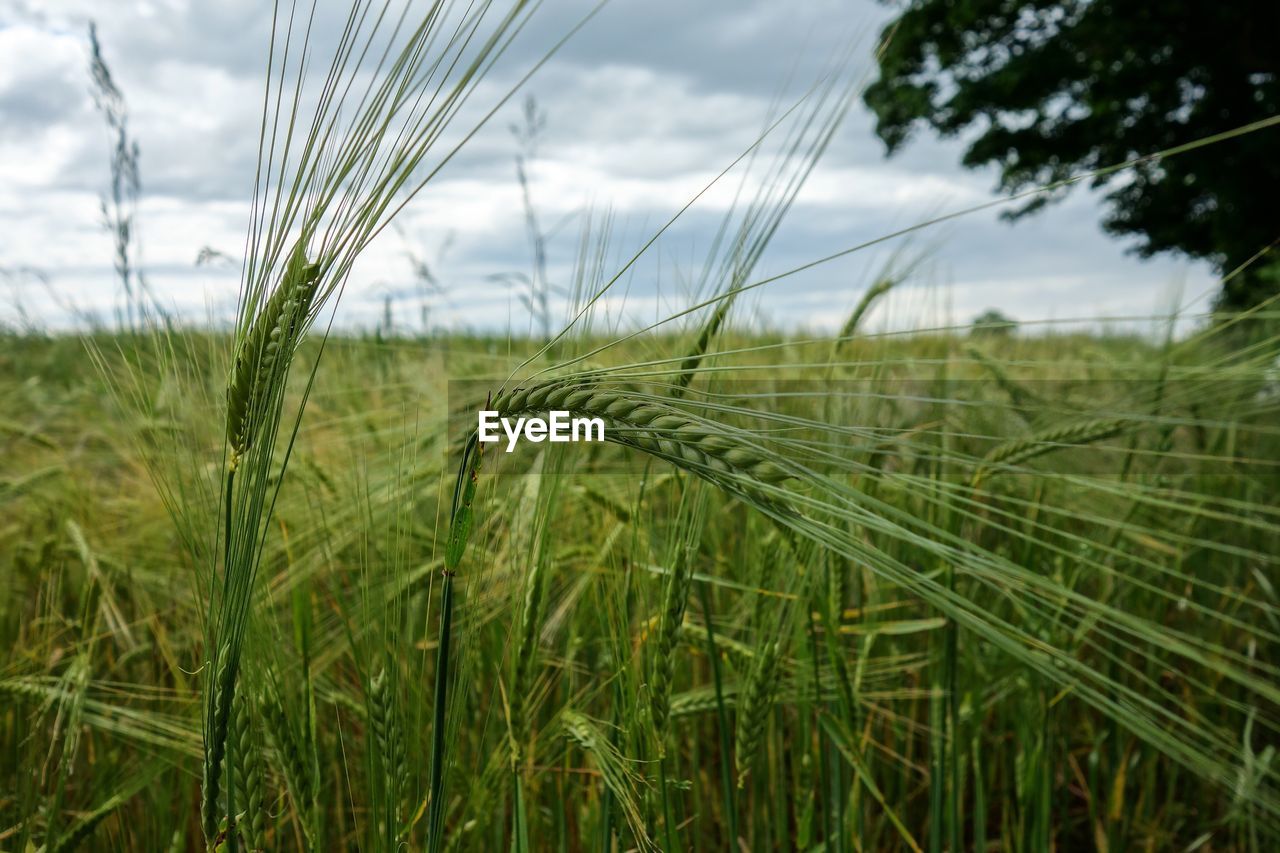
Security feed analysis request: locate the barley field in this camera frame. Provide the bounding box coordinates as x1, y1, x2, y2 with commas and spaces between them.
4, 318, 1278, 850
3, 2, 1279, 852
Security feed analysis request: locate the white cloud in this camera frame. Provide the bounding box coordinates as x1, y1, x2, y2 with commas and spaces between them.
0, 1, 1218, 335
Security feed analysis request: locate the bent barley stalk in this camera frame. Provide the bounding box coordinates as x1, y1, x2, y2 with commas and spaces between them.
441, 385, 798, 847
561, 709, 652, 850
49, 800, 123, 853
486, 381, 794, 491
834, 275, 896, 353
47, 766, 161, 853
671, 686, 740, 719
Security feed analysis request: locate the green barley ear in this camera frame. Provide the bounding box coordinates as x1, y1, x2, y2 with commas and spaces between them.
488, 381, 795, 494
561, 710, 651, 849
260, 681, 316, 847
831, 249, 927, 359
965, 343, 1042, 420
673, 294, 736, 394
648, 550, 693, 741
369, 667, 407, 841
225, 242, 322, 470
201, 642, 234, 846
232, 691, 266, 852
677, 623, 755, 671
669, 685, 738, 720
46, 764, 163, 853
835, 275, 896, 350
509, 552, 549, 772
735, 639, 782, 788
971, 417, 1130, 487
649, 496, 705, 746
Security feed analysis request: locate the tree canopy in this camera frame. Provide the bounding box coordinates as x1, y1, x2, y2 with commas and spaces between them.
864, 1, 1280, 310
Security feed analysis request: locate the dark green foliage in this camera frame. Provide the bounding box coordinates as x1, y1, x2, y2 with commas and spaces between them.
971, 308, 1018, 337
864, 0, 1280, 309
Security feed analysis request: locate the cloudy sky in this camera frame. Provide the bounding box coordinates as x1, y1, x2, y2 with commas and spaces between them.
0, 0, 1217, 335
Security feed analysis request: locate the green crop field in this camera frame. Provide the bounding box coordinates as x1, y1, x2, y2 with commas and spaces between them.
3, 321, 1278, 851
3, 1, 1279, 851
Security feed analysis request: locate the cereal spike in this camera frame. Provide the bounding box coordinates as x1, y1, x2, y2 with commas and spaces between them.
509, 554, 549, 771
650, 542, 695, 742
233, 691, 266, 851
260, 681, 316, 844
201, 643, 234, 844
735, 639, 782, 787
369, 668, 407, 837
485, 380, 795, 495
971, 417, 1129, 487
226, 242, 322, 467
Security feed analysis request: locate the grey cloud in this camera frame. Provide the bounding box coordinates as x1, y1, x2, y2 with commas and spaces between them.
0, 0, 1215, 332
